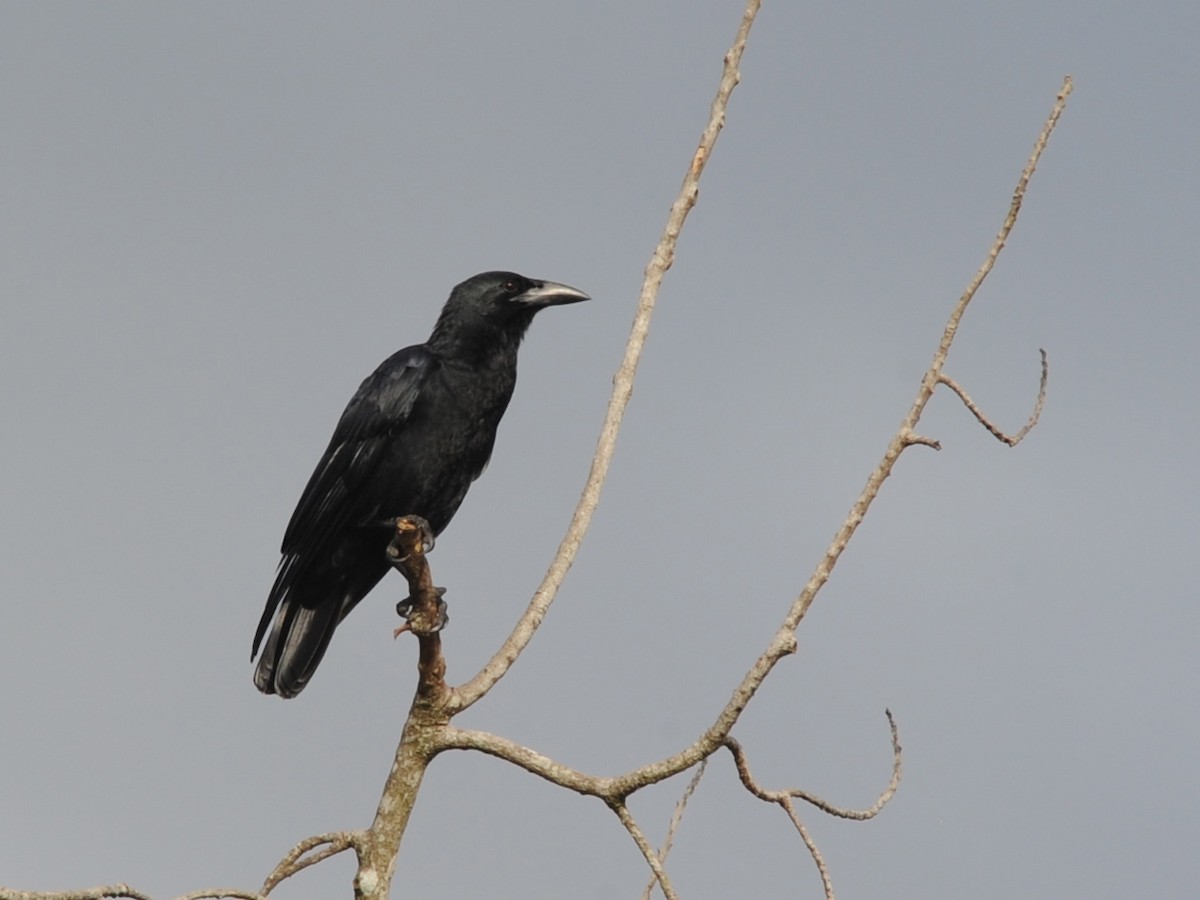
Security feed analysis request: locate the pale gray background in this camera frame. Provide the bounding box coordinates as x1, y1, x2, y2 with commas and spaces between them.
2, 2, 1197, 898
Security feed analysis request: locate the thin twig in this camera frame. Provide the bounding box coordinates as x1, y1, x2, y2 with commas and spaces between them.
725, 711, 902, 821
611, 803, 679, 900
780, 798, 835, 900
641, 761, 709, 900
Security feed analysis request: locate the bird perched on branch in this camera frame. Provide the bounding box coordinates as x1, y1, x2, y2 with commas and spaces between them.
252, 271, 589, 697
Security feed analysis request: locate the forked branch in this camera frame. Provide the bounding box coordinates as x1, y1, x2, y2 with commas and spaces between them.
260, 831, 362, 894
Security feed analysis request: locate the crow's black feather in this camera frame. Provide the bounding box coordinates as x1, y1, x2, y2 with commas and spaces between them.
252, 271, 588, 697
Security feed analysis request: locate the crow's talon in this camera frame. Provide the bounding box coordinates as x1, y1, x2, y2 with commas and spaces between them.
385, 516, 436, 561
395, 588, 449, 632
414, 518, 436, 554
430, 596, 449, 631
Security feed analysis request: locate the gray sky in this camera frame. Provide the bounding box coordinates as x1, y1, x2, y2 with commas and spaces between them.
2, 2, 1197, 898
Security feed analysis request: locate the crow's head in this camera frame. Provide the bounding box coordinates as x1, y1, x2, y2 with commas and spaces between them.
431, 271, 589, 352
459, 270, 589, 315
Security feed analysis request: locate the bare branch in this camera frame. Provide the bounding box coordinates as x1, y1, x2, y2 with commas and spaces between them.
437, 726, 609, 794
0, 888, 155, 900
0, 890, 267, 900
641, 761, 709, 900
449, 0, 764, 715
611, 803, 679, 900
436, 709, 895, 898
779, 798, 836, 900
260, 831, 362, 894
941, 80, 1072, 358
719, 712, 899, 900
725, 711, 902, 821
938, 348, 1049, 446
436, 726, 713, 805
0, 818, 364, 898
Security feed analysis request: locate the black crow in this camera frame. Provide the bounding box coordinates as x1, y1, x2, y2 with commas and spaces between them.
252, 271, 589, 697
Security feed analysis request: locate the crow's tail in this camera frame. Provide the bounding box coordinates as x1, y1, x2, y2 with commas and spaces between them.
252, 592, 343, 699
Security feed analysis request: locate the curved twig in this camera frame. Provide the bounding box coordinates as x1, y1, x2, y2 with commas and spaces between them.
719, 711, 899, 900
938, 348, 1048, 446
724, 710, 902, 821
260, 831, 363, 894
904, 434, 943, 450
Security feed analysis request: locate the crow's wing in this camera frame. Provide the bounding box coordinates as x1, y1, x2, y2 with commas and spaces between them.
282, 344, 433, 556
252, 344, 434, 659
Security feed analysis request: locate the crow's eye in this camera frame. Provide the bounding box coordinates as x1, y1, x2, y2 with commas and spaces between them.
503, 280, 519, 294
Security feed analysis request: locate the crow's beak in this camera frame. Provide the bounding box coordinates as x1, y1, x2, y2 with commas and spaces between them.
516, 280, 591, 307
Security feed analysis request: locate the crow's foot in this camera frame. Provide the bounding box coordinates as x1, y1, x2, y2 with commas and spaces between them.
385, 515, 436, 561
394, 587, 449, 637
